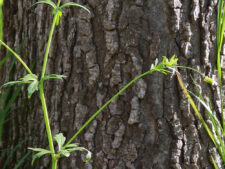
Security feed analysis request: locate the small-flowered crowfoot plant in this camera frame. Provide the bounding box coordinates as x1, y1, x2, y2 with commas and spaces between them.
0, 0, 178, 168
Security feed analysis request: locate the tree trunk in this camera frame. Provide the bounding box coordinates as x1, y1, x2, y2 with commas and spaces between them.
0, 0, 220, 168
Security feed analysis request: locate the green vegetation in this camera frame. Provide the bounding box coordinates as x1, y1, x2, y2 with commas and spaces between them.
0, 0, 178, 168
176, 0, 225, 167
3, 0, 224, 168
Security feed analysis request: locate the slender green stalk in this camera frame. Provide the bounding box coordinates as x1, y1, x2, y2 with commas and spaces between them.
217, 0, 223, 46
0, 40, 33, 75
175, 66, 204, 77
52, 159, 57, 169
39, 13, 58, 167
41, 15, 57, 78
39, 83, 56, 161
62, 71, 151, 149
176, 72, 225, 162
217, 0, 225, 132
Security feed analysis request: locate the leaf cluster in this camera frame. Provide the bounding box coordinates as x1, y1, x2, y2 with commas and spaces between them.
1, 74, 38, 98
33, 0, 90, 26
0, 74, 65, 99
149, 55, 178, 75
28, 133, 91, 165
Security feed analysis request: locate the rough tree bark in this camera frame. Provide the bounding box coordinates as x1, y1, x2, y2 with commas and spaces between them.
0, 0, 221, 168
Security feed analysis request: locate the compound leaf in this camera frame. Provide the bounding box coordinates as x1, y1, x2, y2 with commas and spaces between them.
66, 143, 79, 148
28, 147, 51, 165
28, 147, 50, 152
66, 147, 84, 153
54, 133, 66, 151
43, 74, 66, 81
1, 81, 24, 88
21, 74, 37, 82
27, 81, 39, 99
58, 150, 70, 157
60, 2, 90, 13
32, 0, 56, 9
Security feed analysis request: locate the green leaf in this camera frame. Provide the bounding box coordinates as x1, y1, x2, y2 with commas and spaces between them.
28, 147, 51, 165
188, 89, 225, 160
32, 0, 57, 9
28, 147, 51, 152
85, 150, 91, 163
66, 147, 84, 153
58, 150, 70, 157
64, 146, 91, 162
176, 72, 225, 162
64, 146, 91, 163
27, 81, 39, 99
54, 133, 66, 151
1, 81, 24, 88
31, 151, 51, 165
0, 74, 38, 98
60, 2, 90, 13
43, 74, 66, 81
66, 143, 79, 148
211, 156, 219, 169
21, 74, 37, 82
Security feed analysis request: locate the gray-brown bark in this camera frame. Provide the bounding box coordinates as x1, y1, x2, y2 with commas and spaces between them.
0, 0, 221, 168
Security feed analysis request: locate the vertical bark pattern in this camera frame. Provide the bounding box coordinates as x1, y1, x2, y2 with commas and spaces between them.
0, 0, 220, 168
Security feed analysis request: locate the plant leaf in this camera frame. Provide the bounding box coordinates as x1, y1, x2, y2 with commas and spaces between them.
176, 71, 225, 162
64, 146, 91, 163
54, 133, 66, 151
1, 81, 24, 88
188, 89, 225, 160
66, 147, 84, 153
85, 150, 91, 163
32, 0, 56, 9
58, 150, 70, 157
28, 147, 51, 152
31, 151, 51, 165
27, 81, 39, 99
66, 143, 79, 148
21, 74, 37, 82
28, 147, 51, 165
60, 2, 90, 13
43, 74, 66, 81
211, 156, 219, 169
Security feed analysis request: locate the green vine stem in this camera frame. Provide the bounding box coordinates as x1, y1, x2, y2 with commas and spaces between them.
39, 12, 58, 168
217, 0, 225, 132
62, 71, 151, 149
175, 66, 204, 77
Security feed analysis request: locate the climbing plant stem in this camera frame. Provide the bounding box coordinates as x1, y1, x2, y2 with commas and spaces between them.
62, 71, 151, 149
39, 13, 58, 168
